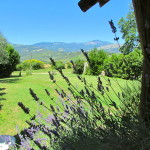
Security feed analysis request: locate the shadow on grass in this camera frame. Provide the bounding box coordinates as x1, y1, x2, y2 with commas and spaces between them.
0, 78, 21, 83
0, 76, 22, 110
0, 88, 6, 110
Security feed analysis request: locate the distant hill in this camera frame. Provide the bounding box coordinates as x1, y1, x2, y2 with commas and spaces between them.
13, 40, 120, 62
98, 44, 121, 53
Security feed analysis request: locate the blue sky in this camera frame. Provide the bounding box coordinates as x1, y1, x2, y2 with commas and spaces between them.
0, 0, 132, 45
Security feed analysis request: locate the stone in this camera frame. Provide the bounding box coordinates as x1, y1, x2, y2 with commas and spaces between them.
100, 71, 105, 76
0, 135, 16, 150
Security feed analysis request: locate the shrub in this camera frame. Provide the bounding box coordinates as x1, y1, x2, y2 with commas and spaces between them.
51, 61, 65, 70
25, 69, 32, 76
72, 59, 84, 74
16, 64, 23, 71
21, 59, 44, 71
124, 48, 143, 79
86, 49, 108, 75
105, 48, 143, 80
65, 61, 72, 69
21, 61, 30, 71
32, 60, 44, 70
104, 53, 124, 78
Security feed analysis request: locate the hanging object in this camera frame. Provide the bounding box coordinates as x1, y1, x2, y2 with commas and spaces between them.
78, 0, 110, 12
99, 0, 110, 7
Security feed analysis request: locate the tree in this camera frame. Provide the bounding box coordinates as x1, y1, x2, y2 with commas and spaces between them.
87, 49, 108, 75
0, 44, 20, 78
118, 4, 139, 55
0, 33, 9, 64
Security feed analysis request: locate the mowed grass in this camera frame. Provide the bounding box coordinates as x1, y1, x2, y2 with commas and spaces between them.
0, 68, 139, 136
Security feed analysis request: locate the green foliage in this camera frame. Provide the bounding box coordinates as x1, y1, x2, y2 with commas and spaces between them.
65, 61, 72, 69
105, 48, 143, 79
0, 44, 20, 78
16, 64, 23, 71
105, 53, 124, 78
73, 59, 84, 74
87, 48, 108, 75
118, 4, 139, 55
0, 33, 9, 64
51, 61, 65, 70
0, 33, 20, 77
124, 48, 143, 79
21, 62, 30, 71
56, 61, 65, 70
25, 69, 32, 76
31, 60, 44, 70
19, 59, 44, 71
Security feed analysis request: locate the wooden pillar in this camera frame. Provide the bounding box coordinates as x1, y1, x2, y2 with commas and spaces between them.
132, 0, 150, 123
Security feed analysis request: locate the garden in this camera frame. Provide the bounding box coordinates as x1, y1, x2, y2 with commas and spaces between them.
1, 1, 150, 149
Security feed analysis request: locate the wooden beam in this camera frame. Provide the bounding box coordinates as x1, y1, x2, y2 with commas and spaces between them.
78, 0, 110, 12
78, 0, 98, 12
99, 0, 110, 7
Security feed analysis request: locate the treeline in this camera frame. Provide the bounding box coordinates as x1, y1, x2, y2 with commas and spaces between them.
24, 47, 142, 80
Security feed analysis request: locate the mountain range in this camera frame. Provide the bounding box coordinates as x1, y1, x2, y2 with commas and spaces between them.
13, 40, 120, 62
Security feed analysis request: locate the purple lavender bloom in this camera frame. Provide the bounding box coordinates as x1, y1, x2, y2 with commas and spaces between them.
37, 111, 43, 118
45, 115, 55, 123
20, 138, 32, 150
62, 112, 69, 119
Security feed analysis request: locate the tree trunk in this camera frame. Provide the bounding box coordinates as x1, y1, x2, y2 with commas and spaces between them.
132, 0, 150, 123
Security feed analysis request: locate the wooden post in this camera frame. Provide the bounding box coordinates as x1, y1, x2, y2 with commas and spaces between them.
132, 0, 150, 123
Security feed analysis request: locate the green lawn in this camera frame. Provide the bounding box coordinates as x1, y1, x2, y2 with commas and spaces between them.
0, 68, 138, 136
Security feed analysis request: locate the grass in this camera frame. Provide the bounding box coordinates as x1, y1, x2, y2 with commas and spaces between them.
0, 68, 139, 136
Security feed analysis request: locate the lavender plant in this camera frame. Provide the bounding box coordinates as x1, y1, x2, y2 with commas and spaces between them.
15, 54, 150, 150
109, 19, 120, 48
